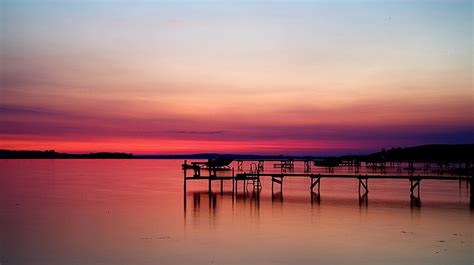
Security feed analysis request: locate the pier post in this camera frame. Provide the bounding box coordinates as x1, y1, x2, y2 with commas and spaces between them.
208, 175, 212, 193
318, 176, 321, 193
358, 174, 369, 194
237, 160, 243, 171
409, 175, 421, 196
183, 189, 187, 213
271, 175, 284, 194
366, 175, 368, 192
183, 160, 188, 214
258, 160, 264, 172
358, 175, 369, 206
304, 160, 311, 172
232, 168, 235, 195
409, 175, 421, 207
271, 176, 283, 203
281, 177, 283, 193
310, 174, 321, 193
183, 160, 187, 192
220, 179, 223, 194
235, 179, 238, 195
358, 175, 360, 194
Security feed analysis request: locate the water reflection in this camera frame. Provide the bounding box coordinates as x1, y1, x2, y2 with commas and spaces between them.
410, 194, 422, 208
183, 181, 459, 222
183, 176, 468, 214
1, 159, 472, 265
184, 190, 261, 216
184, 176, 471, 214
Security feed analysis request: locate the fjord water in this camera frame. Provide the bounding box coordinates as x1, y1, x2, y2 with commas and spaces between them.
0, 159, 472, 265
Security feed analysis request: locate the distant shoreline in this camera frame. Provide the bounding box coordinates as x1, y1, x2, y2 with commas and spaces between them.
1, 144, 473, 161
0, 150, 133, 159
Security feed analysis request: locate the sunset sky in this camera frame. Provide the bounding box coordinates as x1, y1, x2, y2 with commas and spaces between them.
1, 0, 472, 155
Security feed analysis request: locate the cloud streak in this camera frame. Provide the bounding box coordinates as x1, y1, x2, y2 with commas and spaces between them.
162, 130, 226, 135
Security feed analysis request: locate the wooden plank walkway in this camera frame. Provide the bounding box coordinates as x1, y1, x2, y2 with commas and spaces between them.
239, 173, 470, 181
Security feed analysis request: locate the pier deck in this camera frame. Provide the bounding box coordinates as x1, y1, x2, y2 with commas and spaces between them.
182, 160, 474, 207
240, 173, 469, 180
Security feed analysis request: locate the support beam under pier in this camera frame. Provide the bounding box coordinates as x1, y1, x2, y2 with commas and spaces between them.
310, 174, 321, 193
358, 174, 369, 194
271, 175, 284, 194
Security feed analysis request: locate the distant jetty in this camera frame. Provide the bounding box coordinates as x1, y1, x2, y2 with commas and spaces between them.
0, 149, 133, 159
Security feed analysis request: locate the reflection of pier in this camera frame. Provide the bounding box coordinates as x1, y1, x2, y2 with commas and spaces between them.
182, 160, 474, 208
184, 190, 261, 219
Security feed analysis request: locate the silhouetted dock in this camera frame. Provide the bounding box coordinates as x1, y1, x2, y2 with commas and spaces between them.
182, 159, 474, 208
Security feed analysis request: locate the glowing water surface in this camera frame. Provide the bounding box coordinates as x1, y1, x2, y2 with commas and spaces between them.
0, 159, 472, 265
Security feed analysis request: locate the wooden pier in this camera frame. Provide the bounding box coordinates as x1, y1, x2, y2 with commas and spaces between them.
182, 160, 474, 208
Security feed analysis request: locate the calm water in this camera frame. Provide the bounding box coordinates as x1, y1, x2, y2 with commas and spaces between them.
0, 159, 472, 265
